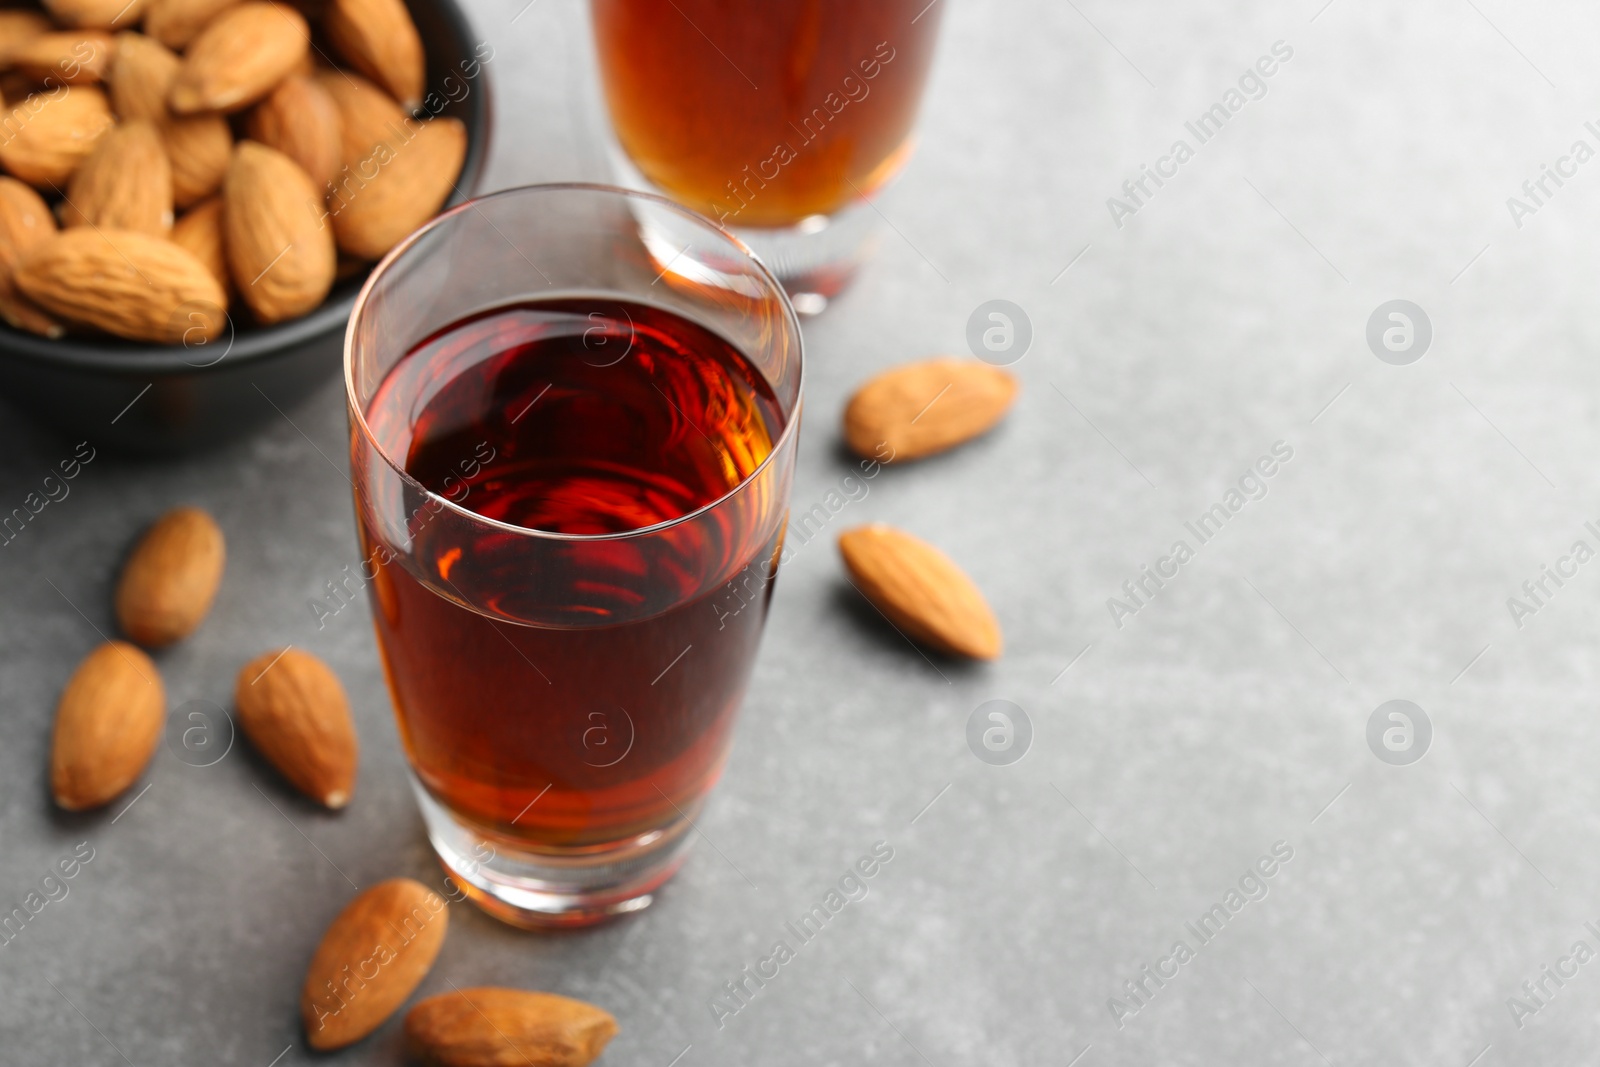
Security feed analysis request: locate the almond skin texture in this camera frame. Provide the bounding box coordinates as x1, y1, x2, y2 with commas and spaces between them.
245, 74, 341, 189
170, 197, 230, 296
43, 0, 146, 30
405, 988, 619, 1067
143, 0, 240, 49
11, 31, 115, 84
108, 31, 179, 121
302, 879, 449, 1050
51, 642, 165, 810
61, 119, 173, 234
235, 648, 357, 808
224, 141, 334, 322
324, 0, 422, 108
0, 12, 54, 67
168, 1, 309, 114
0, 86, 115, 188
837, 524, 1002, 660
161, 112, 231, 207
115, 506, 225, 647
0, 177, 63, 337
16, 227, 226, 342
843, 358, 1018, 463
316, 69, 404, 171
330, 117, 464, 260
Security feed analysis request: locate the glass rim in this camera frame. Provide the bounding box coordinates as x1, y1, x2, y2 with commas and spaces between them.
343, 181, 806, 544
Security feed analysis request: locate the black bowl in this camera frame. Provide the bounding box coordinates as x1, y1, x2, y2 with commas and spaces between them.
0, 0, 491, 455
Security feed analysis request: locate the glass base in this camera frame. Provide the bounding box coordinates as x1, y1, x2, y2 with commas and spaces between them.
411, 776, 697, 929
607, 144, 879, 314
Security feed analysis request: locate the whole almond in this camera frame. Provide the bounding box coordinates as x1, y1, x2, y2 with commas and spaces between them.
245, 73, 341, 189
844, 358, 1017, 463
405, 988, 619, 1067
168, 1, 309, 114
61, 119, 173, 234
11, 31, 115, 85
143, 0, 239, 49
170, 197, 230, 296
0, 86, 115, 188
16, 227, 226, 342
108, 31, 179, 121
115, 506, 225, 646
0, 177, 63, 337
0, 12, 54, 67
224, 141, 334, 322
316, 69, 404, 171
161, 112, 231, 207
234, 648, 357, 808
43, 0, 146, 30
837, 523, 1002, 660
324, 0, 422, 108
302, 879, 449, 1050
51, 641, 165, 810
331, 117, 465, 260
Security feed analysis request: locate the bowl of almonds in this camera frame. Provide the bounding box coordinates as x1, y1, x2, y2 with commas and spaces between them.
0, 0, 488, 453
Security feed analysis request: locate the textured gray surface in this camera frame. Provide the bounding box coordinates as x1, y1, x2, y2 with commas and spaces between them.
5, 0, 1600, 1063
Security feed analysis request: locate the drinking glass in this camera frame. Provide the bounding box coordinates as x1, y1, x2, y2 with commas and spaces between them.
590, 0, 945, 313
345, 184, 803, 927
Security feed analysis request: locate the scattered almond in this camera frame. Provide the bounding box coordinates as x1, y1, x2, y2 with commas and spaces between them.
16, 227, 226, 342
168, 1, 309, 114
330, 117, 465, 260
61, 119, 173, 234
323, 0, 422, 109
143, 0, 241, 49
302, 879, 449, 1050
114, 506, 225, 646
0, 86, 115, 188
51, 641, 165, 810
245, 73, 341, 190
0, 177, 63, 337
837, 523, 1002, 660
108, 31, 179, 121
161, 112, 231, 207
42, 0, 145, 30
234, 648, 357, 809
223, 141, 334, 322
406, 988, 619, 1067
10, 30, 114, 84
170, 197, 230, 297
843, 358, 1018, 463
316, 69, 405, 171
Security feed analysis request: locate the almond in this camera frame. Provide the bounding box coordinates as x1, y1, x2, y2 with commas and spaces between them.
223, 141, 333, 322
302, 879, 448, 1050
114, 505, 225, 646
837, 523, 1002, 660
16, 227, 226, 342
0, 12, 54, 68
168, 1, 309, 114
316, 69, 403, 170
143, 0, 239, 49
161, 112, 230, 206
0, 176, 63, 337
51, 641, 165, 810
108, 31, 179, 121
43, 0, 146, 30
235, 648, 357, 808
843, 358, 1018, 463
323, 0, 422, 108
330, 117, 464, 260
61, 119, 173, 233
405, 988, 619, 1067
170, 196, 229, 296
0, 86, 115, 187
245, 73, 340, 189
11, 31, 114, 85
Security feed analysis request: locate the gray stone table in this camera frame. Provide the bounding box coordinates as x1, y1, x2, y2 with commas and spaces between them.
6, 0, 1600, 1063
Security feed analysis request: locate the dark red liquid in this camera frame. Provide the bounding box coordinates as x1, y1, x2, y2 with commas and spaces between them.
357, 299, 786, 848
